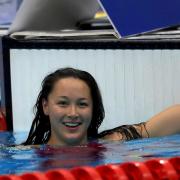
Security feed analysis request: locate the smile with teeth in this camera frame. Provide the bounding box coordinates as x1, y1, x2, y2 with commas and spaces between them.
62, 122, 82, 127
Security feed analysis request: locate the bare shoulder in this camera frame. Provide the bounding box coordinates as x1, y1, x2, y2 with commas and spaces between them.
99, 124, 145, 141
100, 131, 124, 141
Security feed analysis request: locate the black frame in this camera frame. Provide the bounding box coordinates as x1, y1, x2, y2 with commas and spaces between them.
2, 35, 180, 131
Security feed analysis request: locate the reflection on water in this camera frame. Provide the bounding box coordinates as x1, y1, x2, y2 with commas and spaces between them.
0, 132, 179, 175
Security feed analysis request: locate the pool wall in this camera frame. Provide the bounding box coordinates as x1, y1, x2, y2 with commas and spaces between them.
3, 37, 180, 133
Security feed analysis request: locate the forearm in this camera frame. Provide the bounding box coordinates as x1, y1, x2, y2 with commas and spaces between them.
145, 105, 180, 137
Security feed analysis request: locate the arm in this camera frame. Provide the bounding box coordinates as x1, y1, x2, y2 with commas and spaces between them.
144, 104, 180, 138
100, 105, 180, 141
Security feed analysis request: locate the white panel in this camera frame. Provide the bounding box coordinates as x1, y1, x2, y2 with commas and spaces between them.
10, 49, 180, 133
133, 50, 146, 121
141, 50, 154, 120
172, 50, 180, 103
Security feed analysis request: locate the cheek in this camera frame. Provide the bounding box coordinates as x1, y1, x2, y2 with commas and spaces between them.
48, 107, 65, 120
83, 108, 93, 123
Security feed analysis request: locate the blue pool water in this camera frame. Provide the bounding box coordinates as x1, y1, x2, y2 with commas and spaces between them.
0, 132, 179, 175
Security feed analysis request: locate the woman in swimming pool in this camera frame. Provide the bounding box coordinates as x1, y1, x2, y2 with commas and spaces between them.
22, 67, 180, 146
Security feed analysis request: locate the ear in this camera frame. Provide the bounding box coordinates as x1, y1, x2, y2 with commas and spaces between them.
42, 98, 49, 115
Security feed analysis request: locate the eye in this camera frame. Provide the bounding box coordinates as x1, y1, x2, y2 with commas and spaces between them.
58, 100, 69, 106
78, 102, 88, 107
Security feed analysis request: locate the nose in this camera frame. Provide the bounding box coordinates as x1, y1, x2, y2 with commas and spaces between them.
67, 105, 78, 118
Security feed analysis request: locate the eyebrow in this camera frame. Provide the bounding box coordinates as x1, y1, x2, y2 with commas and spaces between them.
58, 96, 68, 99
58, 96, 89, 101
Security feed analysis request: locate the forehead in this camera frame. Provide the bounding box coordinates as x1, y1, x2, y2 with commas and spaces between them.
51, 77, 91, 96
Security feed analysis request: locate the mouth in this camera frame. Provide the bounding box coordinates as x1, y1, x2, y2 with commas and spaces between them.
62, 122, 82, 128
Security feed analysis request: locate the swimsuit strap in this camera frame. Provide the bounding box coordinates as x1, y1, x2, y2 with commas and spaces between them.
98, 122, 149, 141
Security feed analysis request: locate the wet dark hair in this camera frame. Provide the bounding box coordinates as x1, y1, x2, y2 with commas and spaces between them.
23, 67, 105, 145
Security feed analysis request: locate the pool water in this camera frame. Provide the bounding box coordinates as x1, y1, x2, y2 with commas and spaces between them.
0, 132, 179, 175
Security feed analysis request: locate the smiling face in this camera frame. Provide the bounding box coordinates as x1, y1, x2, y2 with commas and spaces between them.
42, 77, 93, 146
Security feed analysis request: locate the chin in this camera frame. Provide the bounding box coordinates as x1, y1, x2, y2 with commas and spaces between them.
65, 136, 86, 146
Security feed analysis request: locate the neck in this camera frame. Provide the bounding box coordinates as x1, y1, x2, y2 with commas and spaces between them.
47, 136, 88, 146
